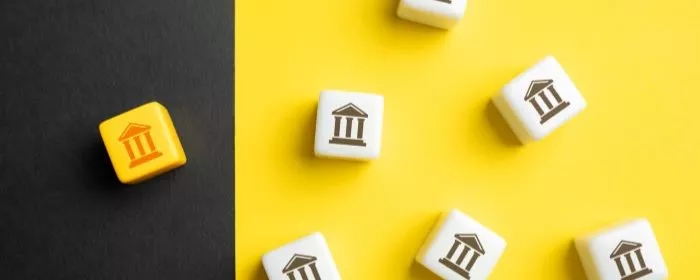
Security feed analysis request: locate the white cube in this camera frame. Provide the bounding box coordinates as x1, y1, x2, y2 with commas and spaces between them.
397, 0, 467, 29
262, 232, 342, 280
575, 219, 668, 280
314, 90, 384, 161
492, 56, 587, 143
416, 209, 507, 280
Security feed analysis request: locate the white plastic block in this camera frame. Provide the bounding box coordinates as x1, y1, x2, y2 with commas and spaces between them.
314, 90, 384, 161
493, 56, 587, 143
416, 209, 507, 280
397, 0, 467, 29
575, 219, 668, 280
262, 232, 342, 280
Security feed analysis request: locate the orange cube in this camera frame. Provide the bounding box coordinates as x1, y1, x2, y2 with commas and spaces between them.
99, 102, 187, 184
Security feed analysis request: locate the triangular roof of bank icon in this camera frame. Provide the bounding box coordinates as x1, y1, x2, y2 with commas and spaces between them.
610, 240, 643, 258
331, 103, 368, 117
282, 254, 318, 273
454, 233, 485, 255
524, 79, 554, 101
118, 123, 151, 141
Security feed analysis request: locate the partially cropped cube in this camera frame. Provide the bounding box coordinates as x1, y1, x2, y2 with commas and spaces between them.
314, 90, 384, 161
99, 102, 187, 184
262, 232, 341, 280
493, 56, 587, 143
416, 209, 507, 280
397, 0, 467, 29
575, 219, 668, 280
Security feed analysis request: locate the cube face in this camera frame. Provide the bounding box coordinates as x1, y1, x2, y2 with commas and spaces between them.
576, 219, 668, 280
314, 90, 384, 161
262, 233, 341, 280
99, 102, 186, 184
397, 0, 467, 29
493, 56, 587, 143
416, 210, 507, 280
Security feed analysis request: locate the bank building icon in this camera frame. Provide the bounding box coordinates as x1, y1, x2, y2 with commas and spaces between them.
524, 79, 570, 124
328, 103, 368, 147
610, 240, 653, 280
282, 254, 322, 280
118, 123, 162, 168
439, 233, 485, 279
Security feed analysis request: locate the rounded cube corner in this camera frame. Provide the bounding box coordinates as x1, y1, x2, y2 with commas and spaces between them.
541, 54, 558, 63
319, 90, 341, 98
630, 218, 651, 226
444, 8, 466, 22
396, 6, 407, 19
115, 171, 139, 185
313, 145, 327, 158
414, 252, 429, 267
309, 232, 326, 241
398, 0, 420, 10
446, 208, 463, 217
144, 101, 165, 109
159, 153, 187, 172
175, 154, 188, 166
373, 94, 386, 105
98, 120, 111, 134
362, 150, 381, 161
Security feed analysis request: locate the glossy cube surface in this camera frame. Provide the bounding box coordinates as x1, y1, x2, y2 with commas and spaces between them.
99, 102, 186, 184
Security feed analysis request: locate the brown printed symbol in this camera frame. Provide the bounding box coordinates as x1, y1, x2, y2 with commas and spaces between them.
118, 123, 163, 168
439, 233, 485, 279
610, 240, 653, 280
328, 103, 367, 147
282, 254, 322, 280
525, 79, 570, 124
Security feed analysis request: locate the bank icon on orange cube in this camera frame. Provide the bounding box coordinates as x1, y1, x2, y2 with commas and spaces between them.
119, 123, 162, 168
99, 102, 186, 184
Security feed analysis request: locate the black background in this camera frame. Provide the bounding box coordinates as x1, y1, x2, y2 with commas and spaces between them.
0, 0, 233, 279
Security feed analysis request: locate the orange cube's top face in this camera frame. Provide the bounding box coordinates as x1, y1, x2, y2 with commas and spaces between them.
99, 102, 186, 184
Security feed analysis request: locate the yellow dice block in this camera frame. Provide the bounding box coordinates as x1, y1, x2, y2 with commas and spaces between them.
99, 102, 187, 184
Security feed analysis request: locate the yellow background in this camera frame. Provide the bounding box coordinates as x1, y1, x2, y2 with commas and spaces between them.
235, 0, 700, 278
